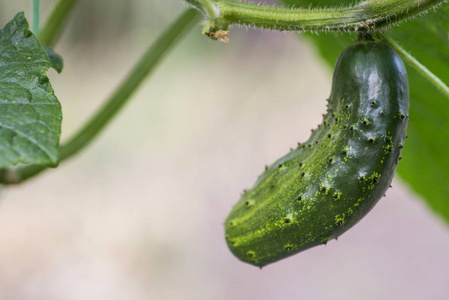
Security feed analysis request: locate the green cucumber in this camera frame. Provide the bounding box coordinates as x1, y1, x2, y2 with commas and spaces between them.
225, 38, 409, 267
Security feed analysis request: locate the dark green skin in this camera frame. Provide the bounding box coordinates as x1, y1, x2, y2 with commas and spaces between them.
225, 39, 409, 267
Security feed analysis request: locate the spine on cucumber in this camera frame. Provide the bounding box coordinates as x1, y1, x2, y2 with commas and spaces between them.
225, 38, 409, 267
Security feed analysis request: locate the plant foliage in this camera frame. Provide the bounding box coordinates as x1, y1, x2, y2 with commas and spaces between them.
0, 12, 61, 169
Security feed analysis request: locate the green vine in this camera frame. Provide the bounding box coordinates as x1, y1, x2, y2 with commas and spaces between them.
38, 0, 79, 47
198, 0, 219, 19
186, 0, 446, 38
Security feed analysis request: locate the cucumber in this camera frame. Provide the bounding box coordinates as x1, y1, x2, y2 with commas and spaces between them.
225, 38, 409, 267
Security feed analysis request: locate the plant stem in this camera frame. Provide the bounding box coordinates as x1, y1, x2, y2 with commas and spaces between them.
32, 0, 40, 37
2, 9, 201, 184
39, 0, 79, 47
186, 0, 446, 32
379, 32, 449, 99
199, 0, 218, 19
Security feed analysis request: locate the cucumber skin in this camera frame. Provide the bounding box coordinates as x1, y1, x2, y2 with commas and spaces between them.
225, 40, 409, 267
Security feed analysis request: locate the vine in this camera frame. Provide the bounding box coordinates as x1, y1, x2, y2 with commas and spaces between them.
186, 0, 446, 38
39, 0, 79, 47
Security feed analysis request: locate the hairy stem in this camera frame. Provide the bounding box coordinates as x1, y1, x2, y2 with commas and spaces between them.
2, 9, 201, 184
199, 0, 218, 19
186, 0, 446, 32
379, 32, 449, 99
39, 0, 79, 47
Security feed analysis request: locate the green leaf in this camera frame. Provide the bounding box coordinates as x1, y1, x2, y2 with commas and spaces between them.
43, 45, 64, 73
0, 12, 62, 168
280, 0, 449, 225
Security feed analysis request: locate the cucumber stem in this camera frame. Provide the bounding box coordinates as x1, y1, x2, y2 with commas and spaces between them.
186, 0, 446, 34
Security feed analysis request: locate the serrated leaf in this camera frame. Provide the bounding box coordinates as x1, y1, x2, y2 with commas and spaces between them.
279, 0, 449, 225
43, 45, 64, 73
0, 12, 62, 168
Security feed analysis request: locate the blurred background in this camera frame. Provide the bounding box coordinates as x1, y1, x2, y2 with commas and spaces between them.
0, 1, 448, 299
